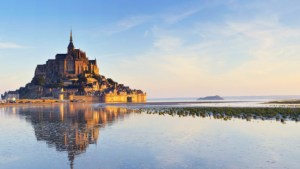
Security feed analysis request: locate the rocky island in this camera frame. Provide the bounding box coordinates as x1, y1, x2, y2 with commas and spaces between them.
1, 31, 146, 103
197, 95, 224, 100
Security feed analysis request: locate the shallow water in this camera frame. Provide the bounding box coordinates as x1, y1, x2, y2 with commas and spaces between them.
146, 96, 300, 108
0, 103, 299, 169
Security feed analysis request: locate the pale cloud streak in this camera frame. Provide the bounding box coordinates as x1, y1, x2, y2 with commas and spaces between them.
164, 8, 201, 24
117, 16, 150, 30
100, 5, 207, 36
101, 15, 151, 35
0, 42, 26, 49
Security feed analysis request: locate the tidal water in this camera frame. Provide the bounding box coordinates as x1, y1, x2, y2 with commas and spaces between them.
146, 95, 300, 108
148, 95, 300, 102
0, 103, 300, 169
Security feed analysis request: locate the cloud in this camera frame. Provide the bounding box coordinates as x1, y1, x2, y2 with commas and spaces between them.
164, 8, 201, 24
117, 16, 150, 30
112, 8, 300, 97
98, 5, 206, 36
101, 15, 151, 35
0, 42, 26, 49
154, 36, 183, 51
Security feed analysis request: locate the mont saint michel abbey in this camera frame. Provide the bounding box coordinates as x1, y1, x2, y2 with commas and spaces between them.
35, 31, 99, 81
2, 31, 146, 103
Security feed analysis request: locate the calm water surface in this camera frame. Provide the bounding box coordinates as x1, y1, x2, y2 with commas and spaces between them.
0, 103, 299, 169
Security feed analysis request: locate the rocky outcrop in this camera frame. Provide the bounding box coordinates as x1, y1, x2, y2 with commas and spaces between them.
197, 95, 224, 100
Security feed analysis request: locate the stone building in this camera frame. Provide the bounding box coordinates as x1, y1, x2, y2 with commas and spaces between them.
34, 30, 99, 82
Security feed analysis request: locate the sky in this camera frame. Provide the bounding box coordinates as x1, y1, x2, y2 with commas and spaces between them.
1, 0, 300, 98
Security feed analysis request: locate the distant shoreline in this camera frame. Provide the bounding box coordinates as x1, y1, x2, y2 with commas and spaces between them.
2, 99, 300, 108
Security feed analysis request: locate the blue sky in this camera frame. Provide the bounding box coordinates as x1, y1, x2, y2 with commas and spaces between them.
1, 0, 300, 98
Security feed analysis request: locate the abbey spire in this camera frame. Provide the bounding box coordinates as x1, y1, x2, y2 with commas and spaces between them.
68, 29, 74, 53
70, 29, 73, 42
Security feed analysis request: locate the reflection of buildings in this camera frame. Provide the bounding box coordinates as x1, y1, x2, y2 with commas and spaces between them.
14, 103, 133, 169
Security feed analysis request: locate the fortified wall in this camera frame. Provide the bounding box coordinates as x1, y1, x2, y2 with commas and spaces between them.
102, 93, 146, 103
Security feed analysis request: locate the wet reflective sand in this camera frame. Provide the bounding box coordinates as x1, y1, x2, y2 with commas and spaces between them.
0, 103, 299, 169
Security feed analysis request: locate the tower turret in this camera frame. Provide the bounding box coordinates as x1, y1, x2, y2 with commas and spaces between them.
68, 30, 74, 53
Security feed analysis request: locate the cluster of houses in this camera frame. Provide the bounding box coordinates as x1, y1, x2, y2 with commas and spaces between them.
1, 91, 19, 103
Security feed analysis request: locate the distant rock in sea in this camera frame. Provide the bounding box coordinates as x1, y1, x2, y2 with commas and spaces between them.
197, 95, 224, 100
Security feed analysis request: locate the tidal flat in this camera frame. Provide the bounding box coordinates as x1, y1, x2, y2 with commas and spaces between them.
0, 103, 299, 169
139, 107, 300, 123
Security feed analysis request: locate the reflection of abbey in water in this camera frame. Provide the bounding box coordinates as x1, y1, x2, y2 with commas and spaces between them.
16, 104, 133, 169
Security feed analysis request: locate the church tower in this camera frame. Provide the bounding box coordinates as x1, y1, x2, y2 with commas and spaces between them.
68, 30, 75, 53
